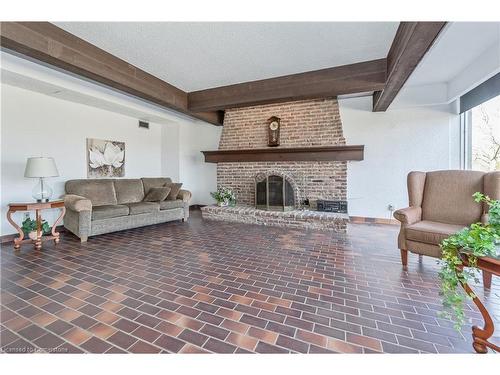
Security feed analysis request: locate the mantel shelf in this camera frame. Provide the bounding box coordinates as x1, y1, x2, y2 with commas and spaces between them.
201, 145, 364, 163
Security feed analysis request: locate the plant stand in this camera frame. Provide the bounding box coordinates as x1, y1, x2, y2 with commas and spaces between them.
6, 200, 66, 251
458, 253, 499, 353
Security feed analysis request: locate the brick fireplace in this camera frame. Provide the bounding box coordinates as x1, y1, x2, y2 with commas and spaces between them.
201, 98, 353, 232
218, 98, 347, 204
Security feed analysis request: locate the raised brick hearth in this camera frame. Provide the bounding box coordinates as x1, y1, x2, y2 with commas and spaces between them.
210, 98, 350, 229
201, 205, 349, 232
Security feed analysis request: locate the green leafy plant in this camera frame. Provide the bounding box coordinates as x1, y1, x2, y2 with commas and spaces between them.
439, 192, 500, 329
210, 187, 236, 206
21, 217, 51, 236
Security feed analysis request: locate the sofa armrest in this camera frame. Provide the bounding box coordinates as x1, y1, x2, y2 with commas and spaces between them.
394, 206, 422, 225
64, 194, 92, 212
177, 189, 192, 203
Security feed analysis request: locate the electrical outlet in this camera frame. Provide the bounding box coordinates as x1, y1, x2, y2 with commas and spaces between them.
387, 204, 395, 211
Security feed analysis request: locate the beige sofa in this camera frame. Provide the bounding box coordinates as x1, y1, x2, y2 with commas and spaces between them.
63, 177, 191, 242
394, 170, 500, 288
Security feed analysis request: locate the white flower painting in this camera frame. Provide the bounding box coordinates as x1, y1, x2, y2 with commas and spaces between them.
86, 138, 125, 177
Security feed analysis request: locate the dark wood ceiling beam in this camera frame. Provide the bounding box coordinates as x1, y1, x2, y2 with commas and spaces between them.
0, 22, 223, 125
188, 59, 387, 112
372, 22, 447, 112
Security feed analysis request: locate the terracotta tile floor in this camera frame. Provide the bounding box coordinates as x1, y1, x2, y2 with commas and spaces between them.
1, 209, 499, 354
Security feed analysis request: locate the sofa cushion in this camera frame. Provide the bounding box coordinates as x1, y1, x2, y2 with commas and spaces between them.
92, 204, 129, 220
66, 179, 117, 207
126, 202, 160, 215
141, 177, 172, 195
405, 220, 465, 245
166, 183, 183, 200
114, 179, 145, 204
421, 170, 484, 225
144, 187, 171, 202
159, 199, 184, 210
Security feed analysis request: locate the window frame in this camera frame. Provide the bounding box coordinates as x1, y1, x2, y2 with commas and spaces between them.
460, 110, 472, 170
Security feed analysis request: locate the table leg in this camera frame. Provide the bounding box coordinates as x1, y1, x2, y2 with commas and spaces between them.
460, 280, 499, 353
482, 271, 492, 289
6, 209, 24, 250
35, 209, 42, 250
52, 206, 66, 245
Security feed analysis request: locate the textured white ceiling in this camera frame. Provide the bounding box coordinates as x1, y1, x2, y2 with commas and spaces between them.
55, 22, 399, 91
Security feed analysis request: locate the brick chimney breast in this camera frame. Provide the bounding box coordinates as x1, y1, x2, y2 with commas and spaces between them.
217, 98, 347, 207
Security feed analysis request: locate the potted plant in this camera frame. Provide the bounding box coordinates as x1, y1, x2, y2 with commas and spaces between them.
21, 217, 51, 240
210, 187, 236, 207
439, 192, 500, 330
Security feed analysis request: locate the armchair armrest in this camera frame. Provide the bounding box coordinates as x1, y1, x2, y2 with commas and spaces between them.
177, 189, 192, 203
64, 194, 92, 212
481, 213, 489, 225
394, 206, 422, 225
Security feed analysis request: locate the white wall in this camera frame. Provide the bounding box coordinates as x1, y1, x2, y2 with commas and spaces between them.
339, 96, 461, 219
178, 122, 221, 205
159, 119, 221, 205
0, 83, 221, 235
161, 123, 180, 182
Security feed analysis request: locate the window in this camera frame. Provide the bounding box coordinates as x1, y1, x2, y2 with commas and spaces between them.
464, 95, 500, 171
460, 72, 500, 171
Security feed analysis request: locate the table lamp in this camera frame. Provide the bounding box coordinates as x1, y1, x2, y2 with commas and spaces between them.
24, 157, 59, 202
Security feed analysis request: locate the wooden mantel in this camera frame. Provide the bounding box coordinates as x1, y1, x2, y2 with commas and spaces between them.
201, 145, 364, 163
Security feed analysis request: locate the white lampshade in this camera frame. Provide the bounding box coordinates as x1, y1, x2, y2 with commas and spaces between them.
24, 157, 59, 178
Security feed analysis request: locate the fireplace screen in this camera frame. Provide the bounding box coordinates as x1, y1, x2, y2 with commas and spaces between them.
255, 174, 295, 211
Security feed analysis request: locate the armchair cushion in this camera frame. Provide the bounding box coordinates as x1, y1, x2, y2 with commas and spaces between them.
394, 207, 422, 225
64, 194, 92, 212
421, 170, 484, 225
405, 221, 465, 246
483, 171, 500, 200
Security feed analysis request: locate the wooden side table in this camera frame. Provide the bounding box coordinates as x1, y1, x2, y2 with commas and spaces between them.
6, 200, 66, 251
459, 253, 499, 353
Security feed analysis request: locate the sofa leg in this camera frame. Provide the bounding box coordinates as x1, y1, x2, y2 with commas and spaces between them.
80, 236, 88, 243
483, 271, 492, 290
418, 254, 423, 263
400, 249, 408, 268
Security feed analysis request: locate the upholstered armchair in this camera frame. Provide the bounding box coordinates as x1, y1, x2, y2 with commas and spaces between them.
394, 170, 500, 288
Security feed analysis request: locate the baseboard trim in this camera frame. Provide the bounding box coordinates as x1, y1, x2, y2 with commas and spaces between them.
0, 225, 67, 244
349, 216, 399, 226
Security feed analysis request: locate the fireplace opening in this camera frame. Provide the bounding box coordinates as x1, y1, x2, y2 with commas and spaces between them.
255, 174, 295, 211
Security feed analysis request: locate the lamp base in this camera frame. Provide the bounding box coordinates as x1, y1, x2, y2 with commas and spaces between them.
32, 177, 53, 202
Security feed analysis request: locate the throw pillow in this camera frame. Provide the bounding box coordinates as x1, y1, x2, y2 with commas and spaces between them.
166, 183, 183, 200
143, 187, 171, 202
